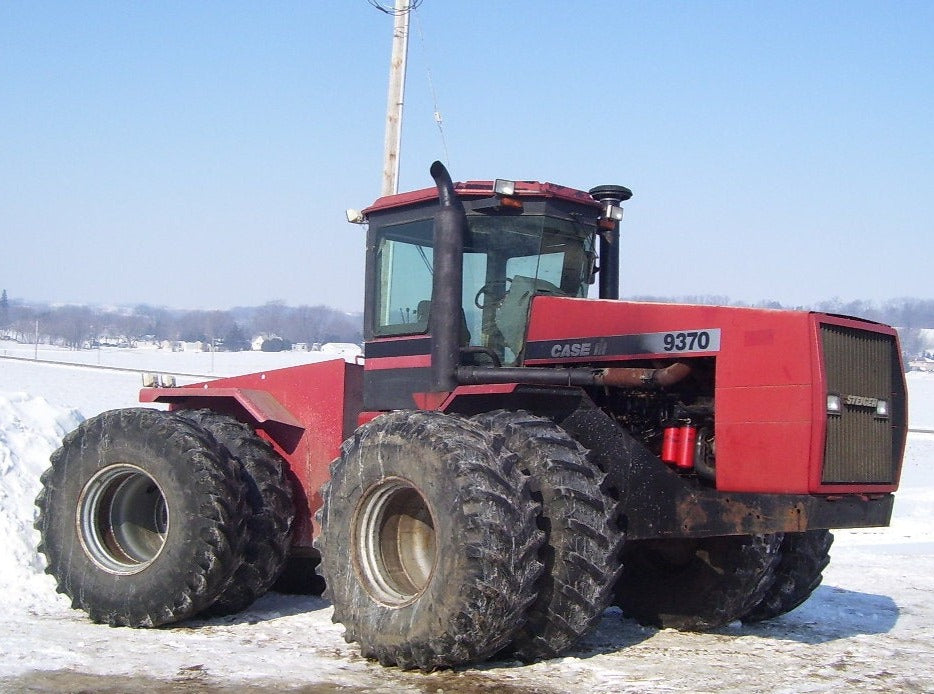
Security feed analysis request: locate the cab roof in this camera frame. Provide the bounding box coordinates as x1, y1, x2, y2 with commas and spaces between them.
362, 180, 602, 217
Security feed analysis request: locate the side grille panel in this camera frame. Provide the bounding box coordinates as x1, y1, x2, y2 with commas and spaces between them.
820, 324, 905, 485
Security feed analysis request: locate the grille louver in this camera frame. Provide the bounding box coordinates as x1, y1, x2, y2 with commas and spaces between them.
820, 324, 905, 485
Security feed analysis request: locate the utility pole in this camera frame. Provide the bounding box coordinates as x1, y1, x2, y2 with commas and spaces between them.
381, 0, 411, 197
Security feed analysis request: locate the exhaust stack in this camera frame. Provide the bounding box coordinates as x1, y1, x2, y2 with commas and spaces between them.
429, 161, 466, 393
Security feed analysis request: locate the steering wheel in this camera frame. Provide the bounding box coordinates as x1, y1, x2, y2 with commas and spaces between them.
474, 278, 511, 309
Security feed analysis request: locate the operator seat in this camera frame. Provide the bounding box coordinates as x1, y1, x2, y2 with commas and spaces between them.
496, 276, 563, 357
416, 300, 471, 347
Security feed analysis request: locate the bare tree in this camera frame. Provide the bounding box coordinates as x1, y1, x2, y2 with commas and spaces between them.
47, 306, 95, 349
254, 301, 288, 338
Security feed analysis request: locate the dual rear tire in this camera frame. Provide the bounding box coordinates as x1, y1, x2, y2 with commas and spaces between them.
36, 408, 293, 626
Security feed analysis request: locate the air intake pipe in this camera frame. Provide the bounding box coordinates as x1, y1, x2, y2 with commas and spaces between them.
429, 161, 465, 393
589, 184, 633, 300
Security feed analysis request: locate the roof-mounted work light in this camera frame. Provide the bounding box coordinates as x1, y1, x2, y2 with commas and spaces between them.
493, 178, 516, 196
491, 178, 522, 209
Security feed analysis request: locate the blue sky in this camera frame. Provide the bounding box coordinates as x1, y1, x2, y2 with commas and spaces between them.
2, 1, 932, 313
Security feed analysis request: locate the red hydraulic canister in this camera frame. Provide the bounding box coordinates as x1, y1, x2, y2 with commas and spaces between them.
661, 425, 698, 469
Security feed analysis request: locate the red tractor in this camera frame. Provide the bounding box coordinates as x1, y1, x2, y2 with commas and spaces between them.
36, 162, 907, 670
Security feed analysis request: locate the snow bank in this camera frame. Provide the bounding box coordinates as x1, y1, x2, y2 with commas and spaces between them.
0, 392, 82, 611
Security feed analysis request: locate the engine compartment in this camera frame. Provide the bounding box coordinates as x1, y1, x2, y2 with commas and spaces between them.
590, 356, 717, 483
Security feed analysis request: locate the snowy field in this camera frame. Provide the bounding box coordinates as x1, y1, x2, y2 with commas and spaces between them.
1, 342, 932, 693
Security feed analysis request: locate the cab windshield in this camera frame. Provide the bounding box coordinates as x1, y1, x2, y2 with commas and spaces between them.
373, 213, 595, 364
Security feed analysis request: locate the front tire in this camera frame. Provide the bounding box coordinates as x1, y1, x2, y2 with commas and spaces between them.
35, 408, 246, 627
316, 411, 543, 670
616, 534, 782, 630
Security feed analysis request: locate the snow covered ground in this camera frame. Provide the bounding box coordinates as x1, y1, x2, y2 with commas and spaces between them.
1, 343, 932, 693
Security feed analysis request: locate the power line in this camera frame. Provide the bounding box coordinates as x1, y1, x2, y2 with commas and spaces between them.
367, 0, 423, 15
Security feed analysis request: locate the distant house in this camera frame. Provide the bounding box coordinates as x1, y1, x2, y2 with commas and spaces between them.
164, 340, 203, 352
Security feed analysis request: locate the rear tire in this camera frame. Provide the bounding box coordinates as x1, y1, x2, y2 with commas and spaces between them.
474, 410, 622, 661
35, 408, 246, 627
616, 534, 782, 630
742, 530, 833, 622
177, 410, 294, 616
316, 410, 543, 670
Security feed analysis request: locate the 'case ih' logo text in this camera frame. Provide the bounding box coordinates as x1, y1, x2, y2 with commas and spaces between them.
550, 341, 609, 358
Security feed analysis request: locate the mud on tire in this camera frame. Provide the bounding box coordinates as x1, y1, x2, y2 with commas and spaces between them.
316, 410, 543, 671
616, 533, 782, 631
178, 410, 295, 616
35, 408, 246, 627
474, 410, 622, 662
743, 529, 833, 623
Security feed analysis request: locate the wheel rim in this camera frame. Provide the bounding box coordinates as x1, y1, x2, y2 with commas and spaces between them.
77, 464, 169, 575
352, 477, 436, 606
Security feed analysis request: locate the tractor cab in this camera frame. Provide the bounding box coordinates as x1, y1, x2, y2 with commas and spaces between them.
357, 168, 629, 409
